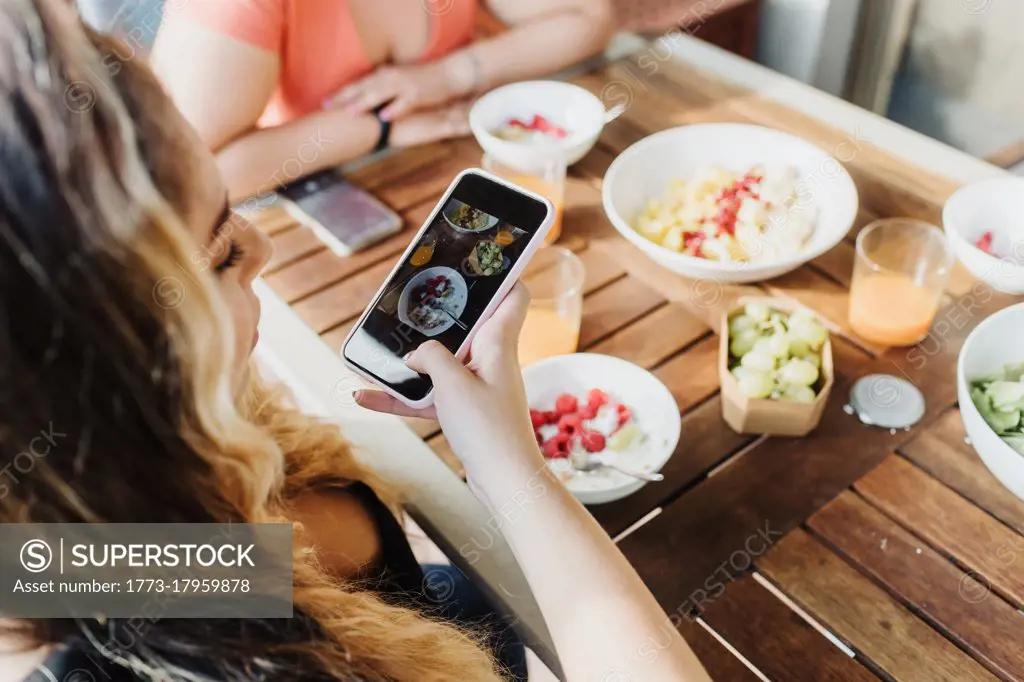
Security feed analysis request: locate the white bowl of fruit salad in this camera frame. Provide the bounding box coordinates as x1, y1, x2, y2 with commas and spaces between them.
524, 353, 680, 505
943, 176, 1024, 295
958, 302, 1024, 501
470, 81, 610, 169
603, 124, 858, 284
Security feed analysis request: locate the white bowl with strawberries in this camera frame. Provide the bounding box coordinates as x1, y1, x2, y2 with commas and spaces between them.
523, 353, 681, 505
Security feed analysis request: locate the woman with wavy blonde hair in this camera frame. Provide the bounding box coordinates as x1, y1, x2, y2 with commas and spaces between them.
1, 1, 710, 680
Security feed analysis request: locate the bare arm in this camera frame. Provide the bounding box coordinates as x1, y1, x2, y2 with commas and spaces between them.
151, 23, 380, 202
465, 0, 615, 90
471, 463, 712, 681
358, 284, 712, 681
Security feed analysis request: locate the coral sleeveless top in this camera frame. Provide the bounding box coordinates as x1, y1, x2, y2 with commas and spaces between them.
167, 0, 478, 126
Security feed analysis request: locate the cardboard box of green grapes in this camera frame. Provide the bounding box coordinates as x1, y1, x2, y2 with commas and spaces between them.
721, 299, 834, 437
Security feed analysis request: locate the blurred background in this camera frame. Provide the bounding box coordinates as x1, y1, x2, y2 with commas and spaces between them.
77, 0, 1024, 173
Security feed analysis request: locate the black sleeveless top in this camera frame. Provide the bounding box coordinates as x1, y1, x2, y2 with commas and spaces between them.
26, 484, 427, 681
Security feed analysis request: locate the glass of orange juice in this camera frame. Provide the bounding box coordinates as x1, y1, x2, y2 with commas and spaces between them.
482, 151, 566, 245
848, 218, 953, 346
518, 246, 585, 367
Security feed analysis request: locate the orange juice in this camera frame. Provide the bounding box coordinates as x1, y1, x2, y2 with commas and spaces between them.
495, 229, 514, 247
410, 243, 434, 267
849, 273, 940, 346
518, 307, 579, 366
508, 175, 563, 244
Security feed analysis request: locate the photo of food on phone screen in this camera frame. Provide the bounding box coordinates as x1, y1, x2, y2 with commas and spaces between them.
344, 187, 545, 401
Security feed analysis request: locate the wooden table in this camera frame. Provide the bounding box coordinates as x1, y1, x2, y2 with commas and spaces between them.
255, 51, 1024, 681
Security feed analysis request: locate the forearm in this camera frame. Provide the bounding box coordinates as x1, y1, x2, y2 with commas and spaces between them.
473, 461, 711, 682
215, 109, 380, 202
441, 10, 611, 95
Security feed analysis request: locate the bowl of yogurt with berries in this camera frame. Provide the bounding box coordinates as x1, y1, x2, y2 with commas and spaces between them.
523, 353, 681, 505
470, 81, 613, 169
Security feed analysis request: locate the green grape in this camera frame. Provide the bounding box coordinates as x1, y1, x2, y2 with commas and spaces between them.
729, 329, 757, 358
740, 348, 775, 372
735, 369, 773, 399
788, 339, 811, 357
779, 358, 818, 386
788, 314, 828, 350
781, 384, 816, 403
798, 351, 822, 369
728, 314, 757, 337
745, 301, 771, 322
766, 331, 790, 358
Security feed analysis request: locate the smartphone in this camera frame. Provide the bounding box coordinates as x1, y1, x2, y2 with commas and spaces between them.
342, 169, 554, 408
279, 168, 402, 255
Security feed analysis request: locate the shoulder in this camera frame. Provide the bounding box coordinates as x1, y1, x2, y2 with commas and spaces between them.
289, 486, 384, 580
159, 0, 289, 53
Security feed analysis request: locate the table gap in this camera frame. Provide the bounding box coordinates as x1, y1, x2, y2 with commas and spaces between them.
750, 567, 896, 682
693, 618, 773, 682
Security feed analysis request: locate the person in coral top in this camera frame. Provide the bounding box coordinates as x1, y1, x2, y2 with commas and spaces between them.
151, 0, 613, 201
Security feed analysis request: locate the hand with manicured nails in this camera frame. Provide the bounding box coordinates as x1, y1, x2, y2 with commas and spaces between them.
354, 283, 543, 495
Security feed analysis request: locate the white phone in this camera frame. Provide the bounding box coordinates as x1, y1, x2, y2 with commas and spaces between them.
279, 168, 402, 255
342, 169, 554, 408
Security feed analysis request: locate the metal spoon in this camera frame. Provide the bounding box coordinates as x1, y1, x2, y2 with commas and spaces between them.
437, 306, 468, 331
569, 445, 664, 482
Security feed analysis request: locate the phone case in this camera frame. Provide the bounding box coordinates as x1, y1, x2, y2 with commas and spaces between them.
341, 168, 556, 409
279, 188, 402, 257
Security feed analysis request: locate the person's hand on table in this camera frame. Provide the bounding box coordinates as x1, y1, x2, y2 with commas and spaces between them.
388, 100, 473, 148
324, 60, 469, 121
354, 283, 543, 497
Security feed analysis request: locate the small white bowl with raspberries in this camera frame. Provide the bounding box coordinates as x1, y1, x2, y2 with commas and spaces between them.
524, 353, 681, 505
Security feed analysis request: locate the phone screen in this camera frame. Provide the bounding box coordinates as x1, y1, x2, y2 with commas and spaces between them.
343, 172, 549, 402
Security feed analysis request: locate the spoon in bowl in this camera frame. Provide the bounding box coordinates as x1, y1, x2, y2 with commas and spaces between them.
569, 442, 664, 482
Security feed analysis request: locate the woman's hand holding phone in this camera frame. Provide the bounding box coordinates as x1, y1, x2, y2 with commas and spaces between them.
355, 283, 545, 505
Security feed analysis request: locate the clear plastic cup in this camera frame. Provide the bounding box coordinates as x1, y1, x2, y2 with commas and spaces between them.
518, 246, 585, 366
848, 218, 953, 346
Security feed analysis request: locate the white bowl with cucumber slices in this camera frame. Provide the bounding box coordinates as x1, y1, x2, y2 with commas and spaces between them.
958, 303, 1024, 501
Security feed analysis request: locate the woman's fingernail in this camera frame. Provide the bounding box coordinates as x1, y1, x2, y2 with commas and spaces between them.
379, 110, 392, 121
403, 351, 414, 363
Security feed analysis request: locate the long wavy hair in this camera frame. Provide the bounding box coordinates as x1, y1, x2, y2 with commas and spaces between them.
0, 0, 501, 679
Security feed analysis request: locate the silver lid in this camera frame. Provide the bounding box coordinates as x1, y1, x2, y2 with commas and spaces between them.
848, 374, 926, 430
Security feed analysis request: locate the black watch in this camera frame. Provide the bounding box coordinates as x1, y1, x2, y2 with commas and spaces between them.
372, 103, 392, 152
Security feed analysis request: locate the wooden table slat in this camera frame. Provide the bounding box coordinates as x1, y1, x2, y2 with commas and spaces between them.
373, 138, 482, 211
853, 456, 1024, 609
899, 408, 1024, 535
578, 276, 665, 348
592, 394, 755, 536
652, 335, 722, 414
809, 490, 1024, 681
291, 256, 402, 333
588, 302, 710, 368
758, 528, 999, 682
265, 225, 324, 274
700, 573, 880, 681
347, 142, 455, 192
263, 200, 437, 303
